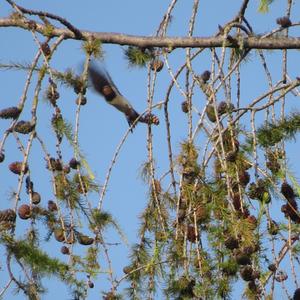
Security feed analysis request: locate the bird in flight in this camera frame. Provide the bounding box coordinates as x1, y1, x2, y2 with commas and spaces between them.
88, 65, 159, 129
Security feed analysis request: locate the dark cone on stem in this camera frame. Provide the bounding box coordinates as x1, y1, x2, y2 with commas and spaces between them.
187, 225, 197, 243
9, 161, 28, 175
31, 192, 41, 205
181, 101, 190, 113
77, 234, 94, 245
18, 204, 31, 220
224, 236, 239, 250
48, 200, 57, 212
61, 246, 70, 255
293, 288, 300, 300
41, 42, 51, 56
14, 121, 35, 134
240, 266, 254, 281
200, 70, 211, 83
69, 158, 80, 169
0, 107, 21, 119
150, 60, 164, 72
206, 105, 217, 122
0, 152, 5, 163
54, 228, 65, 242
281, 181, 295, 202
276, 16, 292, 28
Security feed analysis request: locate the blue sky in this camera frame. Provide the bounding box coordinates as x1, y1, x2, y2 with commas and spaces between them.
1, 1, 300, 299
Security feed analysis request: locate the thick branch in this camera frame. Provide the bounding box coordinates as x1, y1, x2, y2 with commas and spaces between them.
1, 17, 300, 49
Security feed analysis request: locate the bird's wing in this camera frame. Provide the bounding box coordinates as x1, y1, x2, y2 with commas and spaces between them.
88, 65, 119, 101
88, 65, 140, 126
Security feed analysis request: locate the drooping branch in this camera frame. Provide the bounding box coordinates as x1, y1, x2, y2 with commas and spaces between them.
1, 17, 300, 49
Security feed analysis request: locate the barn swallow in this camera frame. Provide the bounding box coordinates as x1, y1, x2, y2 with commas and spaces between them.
88, 65, 159, 129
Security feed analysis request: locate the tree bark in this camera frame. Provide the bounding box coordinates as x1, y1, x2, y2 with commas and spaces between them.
1, 17, 300, 50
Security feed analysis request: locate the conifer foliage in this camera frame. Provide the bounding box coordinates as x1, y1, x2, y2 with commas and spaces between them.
1, 0, 300, 299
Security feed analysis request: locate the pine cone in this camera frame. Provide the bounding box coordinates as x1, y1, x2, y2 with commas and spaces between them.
240, 266, 254, 281
187, 225, 197, 243
0, 106, 21, 119
276, 16, 292, 28
224, 236, 239, 250
141, 113, 159, 125
281, 181, 295, 202
14, 121, 35, 134
69, 158, 80, 169
48, 200, 57, 212
275, 270, 288, 282
150, 59, 164, 72
54, 228, 65, 242
77, 234, 94, 245
293, 288, 300, 300
200, 70, 211, 83
61, 246, 70, 255
18, 204, 31, 220
0, 152, 4, 163
41, 42, 51, 56
181, 101, 190, 113
206, 105, 217, 122
9, 161, 28, 175
31, 192, 41, 205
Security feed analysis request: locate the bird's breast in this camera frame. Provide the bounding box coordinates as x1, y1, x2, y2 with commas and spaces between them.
108, 95, 132, 114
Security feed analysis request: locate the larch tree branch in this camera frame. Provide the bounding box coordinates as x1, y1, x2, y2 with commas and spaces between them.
1, 17, 300, 49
